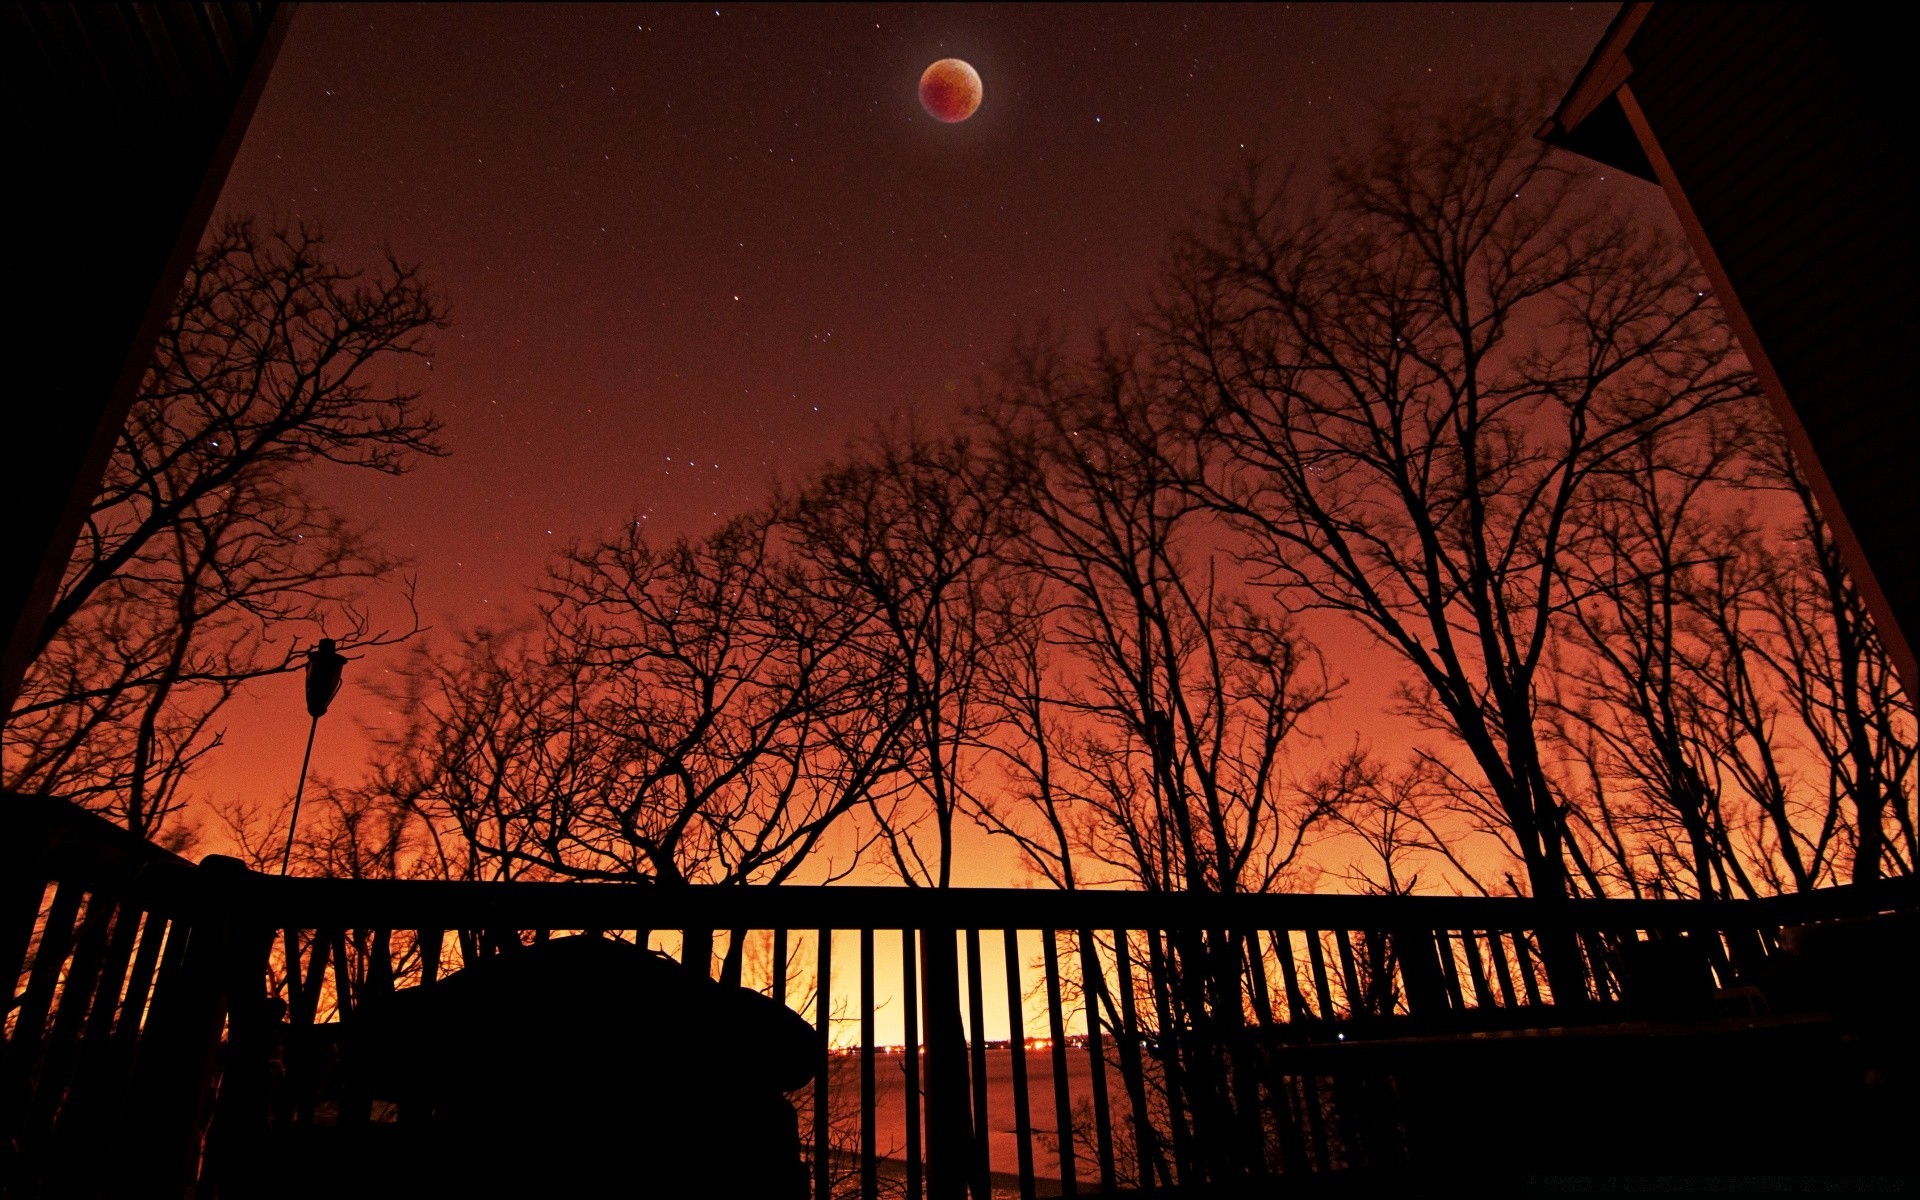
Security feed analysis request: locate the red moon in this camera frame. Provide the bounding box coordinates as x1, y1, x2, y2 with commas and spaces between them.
919, 58, 982, 123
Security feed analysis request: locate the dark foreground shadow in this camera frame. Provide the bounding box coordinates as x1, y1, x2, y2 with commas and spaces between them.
329, 934, 817, 1198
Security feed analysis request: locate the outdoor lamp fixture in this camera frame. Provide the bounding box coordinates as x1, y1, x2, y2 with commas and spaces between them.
280, 637, 347, 874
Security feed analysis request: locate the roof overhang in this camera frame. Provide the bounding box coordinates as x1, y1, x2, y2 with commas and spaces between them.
1537, 3, 1656, 181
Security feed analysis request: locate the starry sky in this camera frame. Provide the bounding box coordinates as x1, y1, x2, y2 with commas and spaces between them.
200, 2, 1621, 864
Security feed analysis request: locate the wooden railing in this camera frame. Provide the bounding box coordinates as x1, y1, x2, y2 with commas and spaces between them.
7, 794, 1916, 1197
2, 795, 244, 1198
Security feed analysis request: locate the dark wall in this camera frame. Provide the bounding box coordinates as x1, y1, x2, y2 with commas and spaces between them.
0, 3, 290, 716
1627, 3, 1917, 660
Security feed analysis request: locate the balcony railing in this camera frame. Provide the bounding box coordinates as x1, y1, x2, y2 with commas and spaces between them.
6, 792, 1915, 1198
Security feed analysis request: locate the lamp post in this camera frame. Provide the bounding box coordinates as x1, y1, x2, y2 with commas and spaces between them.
280, 637, 346, 874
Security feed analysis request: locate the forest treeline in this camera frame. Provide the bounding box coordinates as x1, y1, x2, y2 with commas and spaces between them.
8, 86, 1912, 901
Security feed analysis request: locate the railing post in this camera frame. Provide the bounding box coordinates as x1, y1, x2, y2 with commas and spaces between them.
1111, 932, 1169, 1190
1145, 928, 1199, 1185
1533, 913, 1593, 1010
920, 925, 976, 1200
813, 928, 833, 1200
683, 926, 714, 979
720, 926, 747, 988
1392, 926, 1450, 1022
111, 855, 250, 1198
0, 880, 81, 1172
901, 928, 924, 1200
963, 928, 992, 1200
198, 857, 278, 1199
1076, 929, 1117, 1193
861, 927, 878, 1200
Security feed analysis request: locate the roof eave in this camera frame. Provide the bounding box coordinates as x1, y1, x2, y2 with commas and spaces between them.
1536, 2, 1657, 182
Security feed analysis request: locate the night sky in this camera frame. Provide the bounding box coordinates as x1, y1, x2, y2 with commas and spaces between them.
201, 3, 1620, 871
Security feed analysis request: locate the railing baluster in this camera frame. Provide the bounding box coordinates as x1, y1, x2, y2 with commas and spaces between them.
418, 929, 443, 986
1305, 930, 1336, 1022
683, 926, 713, 979
814, 929, 832, 1200
1511, 929, 1544, 1007
1041, 928, 1077, 1196
328, 929, 355, 1019
1435, 930, 1467, 1011
291, 929, 328, 1032
25, 893, 115, 1157
861, 927, 877, 1200
1697, 926, 1736, 991
1144, 929, 1197, 1185
3, 880, 81, 1073
51, 900, 144, 1178
115, 890, 239, 1194
1334, 929, 1363, 1019
1002, 928, 1037, 1200
1222, 928, 1268, 1184
1581, 930, 1617, 1003
111, 913, 169, 1058
366, 928, 395, 1001
1077, 929, 1116, 1194
1274, 930, 1310, 1027
773, 927, 789, 1007
720, 926, 748, 988
73, 902, 141, 1052
1243, 932, 1308, 1177
1110, 932, 1162, 1191
903, 928, 923, 1200
454, 927, 478, 971
1462, 930, 1497, 1009
964, 928, 991, 1200
1485, 928, 1518, 1008
1299, 1067, 1332, 1173
1357, 930, 1390, 1018
280, 926, 303, 1017
0, 879, 50, 1012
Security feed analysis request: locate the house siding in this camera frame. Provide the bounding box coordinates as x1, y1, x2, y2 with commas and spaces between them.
1626, 3, 1918, 644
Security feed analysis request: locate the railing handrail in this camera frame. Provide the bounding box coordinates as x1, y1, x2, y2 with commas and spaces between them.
2, 790, 198, 896
211, 866, 1920, 931
11, 791, 1913, 931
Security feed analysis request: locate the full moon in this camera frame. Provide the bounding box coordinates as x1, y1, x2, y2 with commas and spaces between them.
919, 58, 982, 124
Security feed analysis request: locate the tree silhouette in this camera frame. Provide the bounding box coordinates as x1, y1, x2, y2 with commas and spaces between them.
983, 341, 1338, 896
1546, 405, 1762, 900
365, 511, 913, 888
1159, 86, 1757, 931
781, 427, 1024, 890
983, 342, 1339, 1185
1545, 407, 1917, 898
4, 217, 444, 840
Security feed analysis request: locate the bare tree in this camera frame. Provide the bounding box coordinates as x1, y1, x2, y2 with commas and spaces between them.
361, 621, 605, 882
1160, 86, 1757, 934
222, 776, 431, 882
983, 341, 1339, 1187
780, 427, 1025, 890
1312, 748, 1491, 898
372, 512, 912, 889
778, 428, 1030, 1196
1743, 437, 1916, 885
983, 342, 1339, 897
4, 217, 444, 840
1547, 408, 1763, 899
